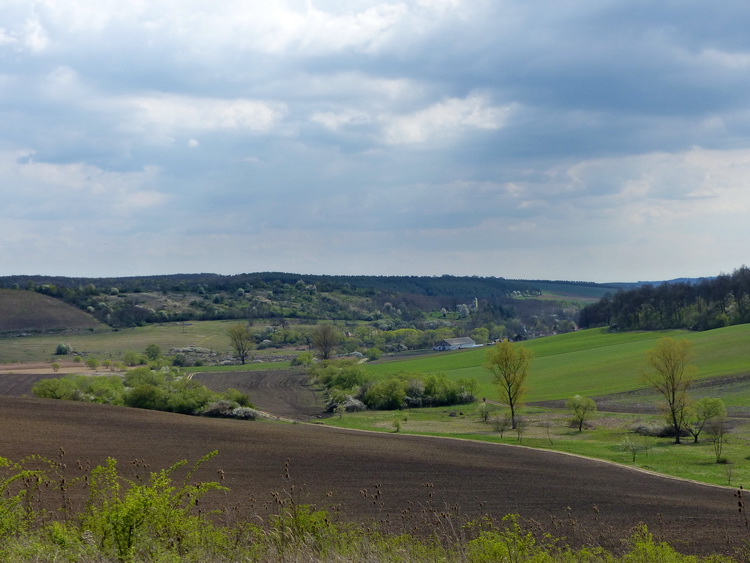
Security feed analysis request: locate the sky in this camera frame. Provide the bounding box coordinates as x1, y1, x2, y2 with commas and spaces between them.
2, 1, 750, 283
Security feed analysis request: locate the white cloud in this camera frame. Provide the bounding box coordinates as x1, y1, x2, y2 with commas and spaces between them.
0, 150, 168, 219
126, 95, 287, 138
382, 94, 514, 144
311, 109, 372, 131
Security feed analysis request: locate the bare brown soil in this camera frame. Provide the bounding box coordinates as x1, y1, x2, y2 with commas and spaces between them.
193, 368, 327, 420
0, 289, 104, 332
0, 395, 745, 557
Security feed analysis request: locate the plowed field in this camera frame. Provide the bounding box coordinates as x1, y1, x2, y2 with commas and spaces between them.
0, 394, 744, 557
193, 368, 326, 420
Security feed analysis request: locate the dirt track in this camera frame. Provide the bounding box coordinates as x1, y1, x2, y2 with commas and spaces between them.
0, 395, 745, 557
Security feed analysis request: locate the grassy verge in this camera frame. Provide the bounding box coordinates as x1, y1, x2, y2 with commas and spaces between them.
321, 401, 750, 488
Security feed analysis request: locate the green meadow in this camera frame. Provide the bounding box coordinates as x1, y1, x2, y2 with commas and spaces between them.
0, 320, 273, 364
367, 326, 750, 403
325, 325, 750, 487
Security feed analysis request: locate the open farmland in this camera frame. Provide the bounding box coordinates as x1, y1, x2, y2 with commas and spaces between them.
0, 289, 105, 333
367, 324, 750, 408
193, 368, 325, 420
0, 395, 746, 557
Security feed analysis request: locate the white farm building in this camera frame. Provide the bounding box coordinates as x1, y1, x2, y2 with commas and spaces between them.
432, 337, 477, 351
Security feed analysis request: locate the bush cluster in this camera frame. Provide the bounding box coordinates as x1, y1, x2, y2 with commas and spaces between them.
31, 366, 254, 419
311, 359, 477, 412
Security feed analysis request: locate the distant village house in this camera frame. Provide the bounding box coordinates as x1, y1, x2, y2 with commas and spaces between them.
432, 337, 477, 351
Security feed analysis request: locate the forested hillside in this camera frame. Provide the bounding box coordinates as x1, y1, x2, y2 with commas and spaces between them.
579, 265, 750, 331
0, 273, 613, 341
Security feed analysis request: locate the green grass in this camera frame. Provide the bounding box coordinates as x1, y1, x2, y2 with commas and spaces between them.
325, 402, 750, 487
324, 324, 750, 487
0, 320, 244, 364
367, 326, 750, 402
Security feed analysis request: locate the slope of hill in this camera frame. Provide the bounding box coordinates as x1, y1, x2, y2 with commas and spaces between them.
366, 324, 750, 409
0, 289, 105, 333
0, 395, 741, 557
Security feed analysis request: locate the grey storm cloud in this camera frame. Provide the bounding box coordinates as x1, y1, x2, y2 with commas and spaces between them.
2, 1, 750, 281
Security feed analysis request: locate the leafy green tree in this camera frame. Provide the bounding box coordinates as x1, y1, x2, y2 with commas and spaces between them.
366, 347, 383, 361
125, 384, 167, 410
484, 340, 531, 429
32, 378, 79, 400
124, 366, 165, 387
226, 324, 255, 364
312, 324, 340, 360
85, 376, 126, 405
470, 327, 490, 345
566, 395, 597, 432
364, 377, 407, 410
643, 338, 695, 444
123, 351, 142, 367
144, 344, 161, 361
86, 357, 100, 371
685, 397, 726, 443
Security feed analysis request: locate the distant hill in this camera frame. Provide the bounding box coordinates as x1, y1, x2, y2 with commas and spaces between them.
0, 289, 105, 333
0, 273, 626, 338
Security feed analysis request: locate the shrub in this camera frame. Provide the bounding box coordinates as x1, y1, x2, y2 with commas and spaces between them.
363, 377, 407, 410
125, 384, 167, 410
291, 352, 314, 367
231, 407, 260, 420
222, 388, 253, 407
200, 400, 237, 417
55, 343, 72, 355
366, 347, 383, 361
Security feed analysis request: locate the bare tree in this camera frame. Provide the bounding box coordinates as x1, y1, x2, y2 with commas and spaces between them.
643, 337, 694, 444
706, 418, 729, 463
484, 340, 531, 429
312, 324, 340, 360
227, 323, 255, 365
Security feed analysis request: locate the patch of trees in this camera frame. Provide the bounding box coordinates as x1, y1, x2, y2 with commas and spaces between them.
310, 360, 477, 412
579, 265, 750, 331
642, 337, 728, 455
31, 366, 256, 419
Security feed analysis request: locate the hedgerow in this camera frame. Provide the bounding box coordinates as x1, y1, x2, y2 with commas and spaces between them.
31, 367, 254, 418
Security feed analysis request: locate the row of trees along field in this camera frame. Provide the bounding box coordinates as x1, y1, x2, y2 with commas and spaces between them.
0, 273, 582, 339
579, 265, 750, 331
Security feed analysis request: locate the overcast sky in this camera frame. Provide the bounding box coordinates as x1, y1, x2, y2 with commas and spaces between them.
2, 1, 749, 283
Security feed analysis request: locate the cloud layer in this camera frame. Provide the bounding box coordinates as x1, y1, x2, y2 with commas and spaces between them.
2, 1, 750, 281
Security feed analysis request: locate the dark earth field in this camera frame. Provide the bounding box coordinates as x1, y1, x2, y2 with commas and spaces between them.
0, 369, 748, 557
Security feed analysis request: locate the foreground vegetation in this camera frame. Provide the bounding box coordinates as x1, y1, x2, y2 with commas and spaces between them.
0, 451, 738, 562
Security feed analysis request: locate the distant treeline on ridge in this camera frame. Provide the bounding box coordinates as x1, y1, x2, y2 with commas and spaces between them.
579, 265, 750, 331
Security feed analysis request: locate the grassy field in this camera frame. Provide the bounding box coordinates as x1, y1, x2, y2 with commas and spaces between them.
4, 317, 750, 488
323, 324, 750, 487
0, 320, 251, 364
368, 325, 750, 402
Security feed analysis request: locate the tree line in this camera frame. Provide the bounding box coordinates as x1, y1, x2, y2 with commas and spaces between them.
579, 265, 750, 331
